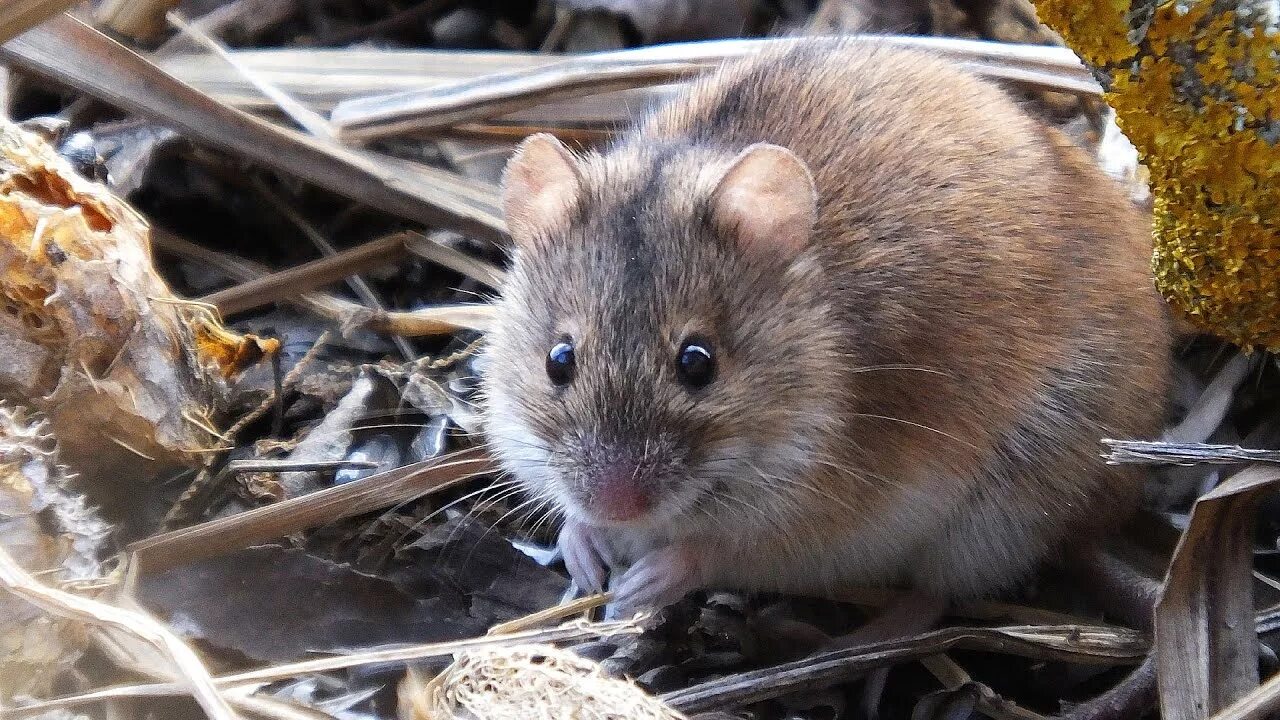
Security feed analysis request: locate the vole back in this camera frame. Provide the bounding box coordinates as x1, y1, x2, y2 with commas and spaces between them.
482, 39, 1169, 613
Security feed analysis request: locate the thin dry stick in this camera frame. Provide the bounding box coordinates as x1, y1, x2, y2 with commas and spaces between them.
1, 617, 642, 718
403, 232, 506, 288
201, 236, 409, 316
247, 179, 415, 360
0, 546, 237, 720
0, 0, 79, 44
154, 229, 495, 336
132, 446, 498, 574
487, 592, 614, 635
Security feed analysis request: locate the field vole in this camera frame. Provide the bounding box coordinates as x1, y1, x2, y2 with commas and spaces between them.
480, 39, 1170, 619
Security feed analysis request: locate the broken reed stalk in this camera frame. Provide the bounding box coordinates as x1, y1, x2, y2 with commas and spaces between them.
1, 617, 643, 718
0, 13, 506, 241
128, 446, 497, 574
0, 546, 237, 720
329, 35, 1099, 142
660, 625, 1147, 714
0, 0, 79, 44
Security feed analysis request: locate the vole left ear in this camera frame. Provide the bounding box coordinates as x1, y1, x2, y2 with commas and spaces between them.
708, 143, 817, 259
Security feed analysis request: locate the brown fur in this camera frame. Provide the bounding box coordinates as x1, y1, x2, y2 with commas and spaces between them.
481, 39, 1170, 604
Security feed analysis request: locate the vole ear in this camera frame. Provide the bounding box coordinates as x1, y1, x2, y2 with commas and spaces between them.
709, 143, 817, 259
502, 133, 583, 250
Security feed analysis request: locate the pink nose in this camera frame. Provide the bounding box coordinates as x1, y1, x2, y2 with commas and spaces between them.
589, 463, 652, 522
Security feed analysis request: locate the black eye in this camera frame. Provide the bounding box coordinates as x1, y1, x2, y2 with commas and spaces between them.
546, 340, 575, 386
676, 340, 715, 388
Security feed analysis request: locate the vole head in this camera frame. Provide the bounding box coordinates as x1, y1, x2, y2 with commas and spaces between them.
481, 133, 845, 533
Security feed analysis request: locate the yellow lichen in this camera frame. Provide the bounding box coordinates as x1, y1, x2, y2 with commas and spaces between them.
1034, 0, 1280, 349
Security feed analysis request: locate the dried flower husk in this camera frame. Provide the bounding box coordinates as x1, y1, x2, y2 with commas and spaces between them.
398, 643, 687, 720
0, 120, 277, 500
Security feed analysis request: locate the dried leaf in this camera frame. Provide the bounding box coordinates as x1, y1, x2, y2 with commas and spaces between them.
1154, 465, 1280, 719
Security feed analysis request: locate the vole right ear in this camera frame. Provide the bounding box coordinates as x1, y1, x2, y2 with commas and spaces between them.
709, 143, 817, 260
501, 133, 583, 250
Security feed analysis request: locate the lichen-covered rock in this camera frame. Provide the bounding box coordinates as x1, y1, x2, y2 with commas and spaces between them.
1034, 0, 1280, 349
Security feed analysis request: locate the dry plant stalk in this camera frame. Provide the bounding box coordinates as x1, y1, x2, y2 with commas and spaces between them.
662, 625, 1147, 714
0, 119, 275, 497
0, 545, 236, 720
127, 447, 497, 574
399, 643, 687, 720
3, 617, 644, 717
330, 35, 1098, 141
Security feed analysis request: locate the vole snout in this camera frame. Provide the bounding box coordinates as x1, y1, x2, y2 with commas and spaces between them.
579, 461, 655, 523
567, 434, 688, 525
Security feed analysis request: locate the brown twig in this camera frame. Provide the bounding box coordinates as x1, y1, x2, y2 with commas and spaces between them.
154, 229, 495, 336
202, 233, 410, 317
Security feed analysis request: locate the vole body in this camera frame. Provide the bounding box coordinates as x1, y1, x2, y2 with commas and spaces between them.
481, 39, 1170, 614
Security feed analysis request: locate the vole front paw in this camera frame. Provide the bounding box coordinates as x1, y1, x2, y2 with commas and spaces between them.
558, 519, 611, 593
608, 543, 703, 618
